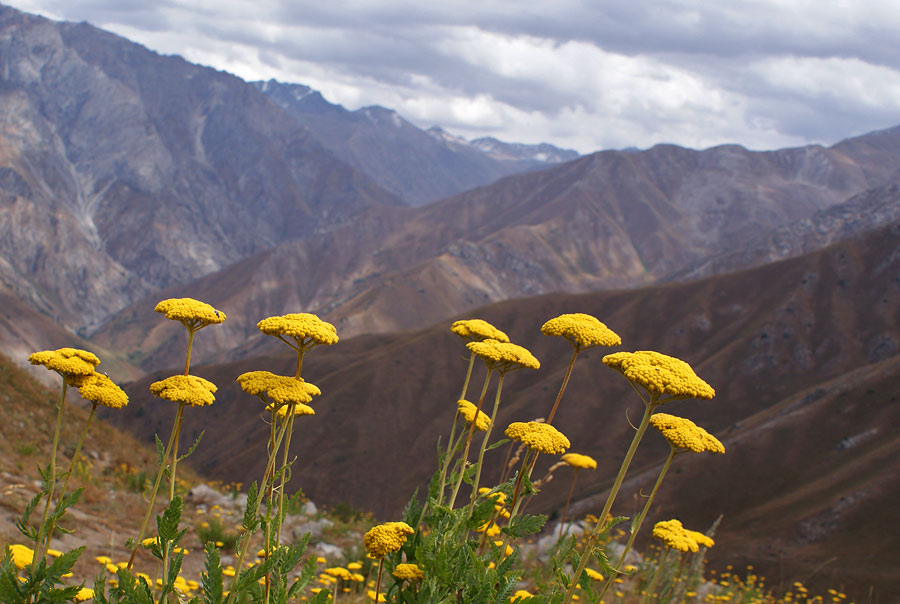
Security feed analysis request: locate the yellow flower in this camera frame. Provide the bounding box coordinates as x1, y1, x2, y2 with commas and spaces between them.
154, 298, 225, 328
236, 371, 321, 405
7, 544, 33, 569
324, 567, 352, 580
78, 372, 129, 409
686, 530, 715, 549
392, 563, 425, 582
541, 313, 621, 350
649, 413, 725, 454
450, 319, 510, 343
74, 587, 95, 601
347, 562, 363, 570
602, 351, 715, 400
28, 348, 99, 381
149, 375, 217, 407
476, 521, 501, 537
266, 401, 315, 417
363, 521, 414, 558
505, 421, 570, 455
510, 590, 534, 602
457, 399, 490, 431
651, 519, 699, 552
256, 313, 338, 347
367, 589, 387, 602
561, 453, 597, 470
584, 568, 604, 581
466, 340, 540, 373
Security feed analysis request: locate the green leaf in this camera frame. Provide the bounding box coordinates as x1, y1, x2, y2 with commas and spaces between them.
242, 482, 260, 532
484, 438, 510, 452
201, 542, 224, 604
177, 430, 205, 462
502, 514, 546, 539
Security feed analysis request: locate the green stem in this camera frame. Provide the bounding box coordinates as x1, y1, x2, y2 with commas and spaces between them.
275, 404, 298, 548
448, 370, 492, 510
34, 379, 68, 563
128, 402, 185, 570
467, 373, 505, 513
374, 557, 385, 604
499, 449, 536, 554
559, 469, 578, 532
639, 547, 671, 604
598, 447, 677, 601
546, 347, 579, 425
183, 327, 195, 376
562, 393, 658, 604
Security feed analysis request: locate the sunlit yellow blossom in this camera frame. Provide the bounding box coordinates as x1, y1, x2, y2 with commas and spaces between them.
154, 298, 225, 327
493, 541, 515, 556
541, 313, 621, 350
652, 519, 699, 552
561, 453, 597, 470
466, 340, 540, 373
363, 522, 414, 558
367, 589, 387, 602
351, 573, 365, 582
649, 413, 725, 454
510, 590, 533, 602
7, 544, 33, 569
457, 399, 490, 431
450, 319, 510, 343
78, 372, 129, 409
347, 562, 362, 570
476, 521, 501, 537
478, 487, 507, 504
236, 371, 321, 403
74, 587, 95, 601
324, 567, 352, 580
602, 351, 715, 400
257, 313, 338, 347
28, 348, 99, 381
392, 563, 425, 582
266, 401, 315, 417
687, 530, 715, 548
505, 421, 570, 455
150, 375, 217, 407
585, 568, 604, 581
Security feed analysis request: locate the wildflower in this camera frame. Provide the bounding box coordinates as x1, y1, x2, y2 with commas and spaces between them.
367, 589, 387, 602
649, 413, 725, 454
154, 298, 225, 328
347, 562, 363, 570
149, 375, 217, 407
363, 522, 414, 558
467, 340, 539, 373
686, 530, 715, 548
541, 313, 621, 350
450, 319, 510, 343
78, 372, 129, 409
510, 590, 534, 602
257, 313, 338, 347
324, 567, 352, 580
602, 351, 715, 400
267, 401, 315, 417
585, 568, 604, 581
561, 453, 597, 469
7, 544, 33, 569
28, 348, 99, 383
236, 371, 320, 405
392, 563, 425, 582
505, 421, 570, 455
74, 587, 95, 601
457, 399, 490, 431
651, 519, 699, 552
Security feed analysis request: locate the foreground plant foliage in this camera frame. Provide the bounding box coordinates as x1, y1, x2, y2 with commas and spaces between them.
2, 302, 852, 604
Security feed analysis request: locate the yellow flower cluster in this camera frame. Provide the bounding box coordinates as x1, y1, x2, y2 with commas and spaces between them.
561, 452, 597, 470
540, 313, 621, 350
363, 521, 414, 558
392, 563, 425, 581
154, 297, 226, 326
74, 587, 95, 602
505, 421, 570, 455
257, 313, 338, 346
7, 543, 33, 569
236, 371, 321, 405
149, 375, 217, 407
652, 519, 714, 552
324, 567, 352, 580
602, 351, 715, 400
649, 413, 725, 454
78, 371, 129, 409
466, 340, 540, 372
28, 348, 99, 380
450, 319, 510, 343
457, 399, 491, 431
510, 590, 534, 602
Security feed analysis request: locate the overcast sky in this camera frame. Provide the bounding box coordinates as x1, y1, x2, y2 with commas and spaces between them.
9, 0, 900, 153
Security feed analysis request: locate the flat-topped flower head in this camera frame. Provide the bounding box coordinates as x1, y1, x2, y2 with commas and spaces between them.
324, 567, 352, 581
466, 340, 540, 373
29, 348, 99, 382
236, 371, 321, 405
541, 313, 621, 350
602, 351, 715, 401
510, 590, 534, 602
266, 401, 315, 418
150, 375, 217, 407
649, 413, 725, 454
363, 521, 414, 558
450, 319, 510, 343
74, 587, 95, 602
651, 519, 699, 552
155, 298, 225, 329
457, 399, 491, 431
561, 452, 597, 470
505, 421, 570, 455
78, 372, 129, 409
687, 530, 715, 549
257, 313, 338, 348
7, 543, 33, 569
392, 563, 425, 582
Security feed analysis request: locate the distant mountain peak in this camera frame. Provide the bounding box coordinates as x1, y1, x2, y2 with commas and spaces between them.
470, 136, 580, 163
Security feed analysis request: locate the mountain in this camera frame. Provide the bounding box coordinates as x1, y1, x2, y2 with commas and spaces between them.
90, 127, 900, 371
253, 78, 579, 206
0, 5, 401, 334
104, 219, 900, 597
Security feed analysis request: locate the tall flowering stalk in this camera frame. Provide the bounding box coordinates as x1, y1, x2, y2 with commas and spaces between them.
363, 522, 414, 604
562, 351, 715, 604
638, 519, 714, 604
557, 453, 597, 531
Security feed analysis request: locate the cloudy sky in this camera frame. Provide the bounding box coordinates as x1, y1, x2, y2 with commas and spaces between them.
9, 0, 900, 153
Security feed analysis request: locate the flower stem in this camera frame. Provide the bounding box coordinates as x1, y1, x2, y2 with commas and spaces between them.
183, 327, 195, 376
639, 547, 671, 604
559, 469, 578, 531
546, 347, 579, 425
34, 378, 68, 563
448, 370, 492, 510
374, 557, 385, 604
467, 372, 505, 513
